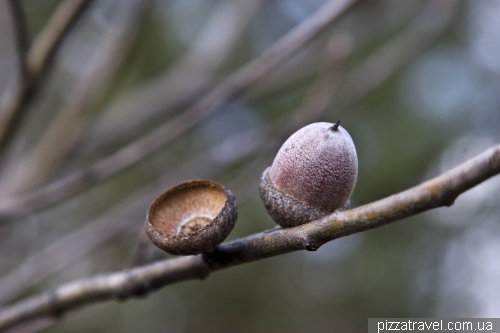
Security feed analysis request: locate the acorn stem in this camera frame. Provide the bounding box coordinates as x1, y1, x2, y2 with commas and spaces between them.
331, 120, 340, 131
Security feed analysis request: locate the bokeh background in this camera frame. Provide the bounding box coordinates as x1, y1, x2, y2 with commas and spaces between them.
0, 0, 499, 332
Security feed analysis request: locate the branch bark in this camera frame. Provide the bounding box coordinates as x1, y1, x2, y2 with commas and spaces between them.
0, 143, 498, 331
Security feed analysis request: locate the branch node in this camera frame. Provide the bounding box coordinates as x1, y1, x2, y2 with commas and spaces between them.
197, 264, 211, 281
305, 240, 320, 252
113, 272, 152, 301
442, 196, 457, 207
47, 289, 63, 318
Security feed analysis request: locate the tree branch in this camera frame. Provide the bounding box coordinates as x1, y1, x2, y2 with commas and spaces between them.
0, 0, 358, 222
25, 0, 93, 78
0, 143, 498, 331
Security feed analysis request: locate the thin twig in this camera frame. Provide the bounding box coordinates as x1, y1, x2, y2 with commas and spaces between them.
6, 0, 28, 82
0, 0, 92, 148
25, 0, 92, 78
0, 0, 358, 221
0, 0, 28, 154
0, 143, 498, 331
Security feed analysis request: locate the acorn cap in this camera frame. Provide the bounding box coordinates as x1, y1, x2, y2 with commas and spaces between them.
145, 180, 237, 255
260, 167, 329, 228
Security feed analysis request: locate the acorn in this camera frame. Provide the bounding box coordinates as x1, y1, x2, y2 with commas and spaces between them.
145, 180, 237, 255
260, 121, 357, 228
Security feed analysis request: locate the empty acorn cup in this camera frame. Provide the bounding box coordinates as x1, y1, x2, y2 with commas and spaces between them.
145, 180, 238, 255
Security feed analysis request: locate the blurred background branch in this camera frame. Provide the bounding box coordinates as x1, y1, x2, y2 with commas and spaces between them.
83, 0, 264, 154
6, 0, 28, 81
0, 0, 150, 195
0, 0, 92, 148
25, 0, 93, 79
332, 0, 456, 110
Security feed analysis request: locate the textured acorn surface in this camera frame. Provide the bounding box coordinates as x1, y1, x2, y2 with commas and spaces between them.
270, 122, 357, 212
145, 180, 237, 255
260, 168, 329, 227
261, 122, 357, 227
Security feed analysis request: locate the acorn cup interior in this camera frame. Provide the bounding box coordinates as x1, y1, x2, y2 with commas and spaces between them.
146, 180, 237, 256
149, 185, 226, 236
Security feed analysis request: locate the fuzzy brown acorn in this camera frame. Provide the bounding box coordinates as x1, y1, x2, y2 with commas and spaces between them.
260, 121, 357, 227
